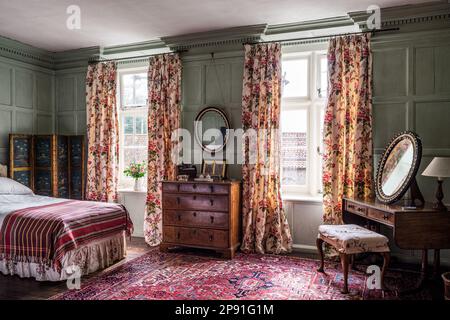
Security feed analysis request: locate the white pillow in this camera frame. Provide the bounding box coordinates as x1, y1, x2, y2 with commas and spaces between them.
0, 177, 34, 195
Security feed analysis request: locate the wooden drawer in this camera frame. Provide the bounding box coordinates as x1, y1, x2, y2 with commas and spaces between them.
345, 201, 367, 216
163, 194, 229, 212
164, 210, 229, 229
367, 208, 394, 226
163, 226, 229, 248
163, 182, 229, 194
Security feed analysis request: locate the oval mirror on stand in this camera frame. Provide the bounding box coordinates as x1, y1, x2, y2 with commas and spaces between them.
375, 131, 424, 206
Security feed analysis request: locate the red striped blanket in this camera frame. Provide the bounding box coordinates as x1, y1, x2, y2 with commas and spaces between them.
0, 200, 133, 271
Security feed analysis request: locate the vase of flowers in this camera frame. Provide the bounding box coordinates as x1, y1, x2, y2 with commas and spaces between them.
124, 161, 146, 191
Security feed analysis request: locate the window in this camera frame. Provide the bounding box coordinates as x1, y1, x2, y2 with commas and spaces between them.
281, 51, 328, 196
118, 69, 148, 190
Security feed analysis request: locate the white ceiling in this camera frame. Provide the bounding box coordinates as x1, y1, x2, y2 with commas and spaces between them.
0, 0, 438, 52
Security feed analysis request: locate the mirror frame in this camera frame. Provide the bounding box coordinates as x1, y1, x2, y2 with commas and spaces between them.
194, 107, 230, 153
375, 131, 422, 204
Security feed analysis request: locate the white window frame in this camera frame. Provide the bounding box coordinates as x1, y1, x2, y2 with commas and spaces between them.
117, 67, 149, 190
281, 49, 328, 198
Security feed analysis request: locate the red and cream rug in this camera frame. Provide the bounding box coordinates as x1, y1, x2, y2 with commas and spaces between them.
51, 249, 428, 300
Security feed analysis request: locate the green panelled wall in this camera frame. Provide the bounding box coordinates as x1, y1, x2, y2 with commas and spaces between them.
372, 30, 450, 204
55, 68, 87, 135
0, 57, 54, 164
372, 30, 450, 262
181, 51, 244, 179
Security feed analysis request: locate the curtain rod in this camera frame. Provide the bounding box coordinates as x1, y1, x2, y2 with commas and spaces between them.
244, 27, 400, 46
88, 50, 188, 64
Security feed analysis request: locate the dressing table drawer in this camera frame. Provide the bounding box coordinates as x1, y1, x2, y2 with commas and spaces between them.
367, 208, 394, 226
345, 201, 367, 216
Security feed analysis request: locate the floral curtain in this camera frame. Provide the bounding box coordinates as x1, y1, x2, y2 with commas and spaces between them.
145, 53, 182, 246
323, 34, 373, 224
241, 43, 293, 254
86, 62, 119, 203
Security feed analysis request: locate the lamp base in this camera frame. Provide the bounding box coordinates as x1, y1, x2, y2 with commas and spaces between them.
433, 180, 448, 212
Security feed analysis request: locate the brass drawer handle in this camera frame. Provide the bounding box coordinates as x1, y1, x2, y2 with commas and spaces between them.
357, 207, 365, 213
383, 214, 389, 220
348, 204, 355, 209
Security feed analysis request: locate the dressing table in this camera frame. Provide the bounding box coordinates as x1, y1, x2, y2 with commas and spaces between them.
343, 197, 450, 283
343, 131, 450, 291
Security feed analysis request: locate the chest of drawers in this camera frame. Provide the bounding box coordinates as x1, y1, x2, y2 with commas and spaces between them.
160, 180, 241, 259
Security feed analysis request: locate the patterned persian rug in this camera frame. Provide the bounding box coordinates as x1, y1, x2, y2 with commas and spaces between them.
51, 249, 430, 300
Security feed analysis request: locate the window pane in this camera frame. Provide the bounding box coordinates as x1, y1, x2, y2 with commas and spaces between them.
134, 74, 147, 106
124, 148, 147, 166
135, 116, 144, 134
122, 73, 147, 106
282, 59, 308, 98
134, 135, 147, 146
281, 109, 307, 186
122, 76, 135, 107
319, 56, 328, 98
124, 116, 134, 134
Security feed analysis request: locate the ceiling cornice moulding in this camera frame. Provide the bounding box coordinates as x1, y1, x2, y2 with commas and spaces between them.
101, 39, 167, 56
161, 24, 267, 50
0, 35, 54, 69
266, 16, 355, 35
349, 2, 450, 30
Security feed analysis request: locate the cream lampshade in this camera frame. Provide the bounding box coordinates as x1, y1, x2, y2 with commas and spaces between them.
422, 157, 450, 211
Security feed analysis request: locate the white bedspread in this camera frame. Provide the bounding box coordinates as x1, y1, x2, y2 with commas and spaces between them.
0, 194, 67, 227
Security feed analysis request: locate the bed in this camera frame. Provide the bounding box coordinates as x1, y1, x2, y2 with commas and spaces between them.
0, 173, 133, 281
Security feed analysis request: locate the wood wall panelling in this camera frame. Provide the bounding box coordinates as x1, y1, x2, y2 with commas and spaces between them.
372, 31, 450, 263
15, 68, 34, 109
15, 111, 33, 134
373, 47, 408, 98
56, 70, 86, 135
0, 65, 12, 106
181, 54, 243, 179
373, 103, 408, 150
36, 114, 54, 134
0, 57, 55, 164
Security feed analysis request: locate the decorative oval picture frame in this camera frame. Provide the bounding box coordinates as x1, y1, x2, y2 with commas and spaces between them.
194, 107, 231, 153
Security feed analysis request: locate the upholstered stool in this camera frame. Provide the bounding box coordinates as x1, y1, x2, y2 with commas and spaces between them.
316, 224, 390, 294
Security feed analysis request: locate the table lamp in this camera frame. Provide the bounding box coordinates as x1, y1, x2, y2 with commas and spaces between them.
422, 157, 450, 211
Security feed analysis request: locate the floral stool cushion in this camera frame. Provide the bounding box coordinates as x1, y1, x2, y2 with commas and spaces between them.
318, 224, 390, 254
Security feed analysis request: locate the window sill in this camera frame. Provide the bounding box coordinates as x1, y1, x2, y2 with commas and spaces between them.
118, 189, 147, 195
282, 194, 323, 204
